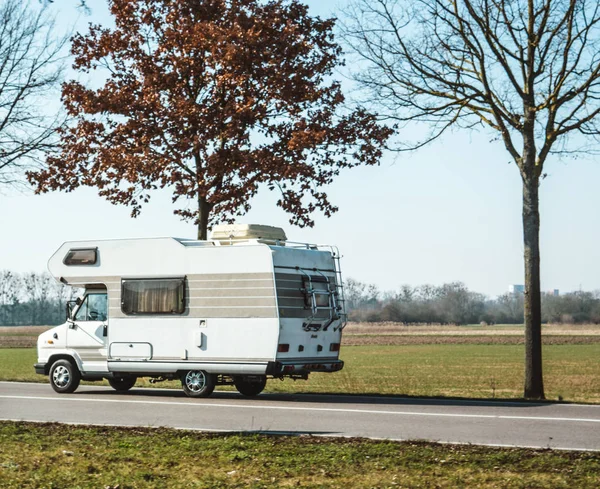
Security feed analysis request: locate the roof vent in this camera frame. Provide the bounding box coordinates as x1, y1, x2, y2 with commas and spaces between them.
210, 224, 287, 245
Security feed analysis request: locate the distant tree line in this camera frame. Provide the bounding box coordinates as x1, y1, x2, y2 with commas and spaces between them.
2, 271, 599, 326
0, 271, 76, 326
345, 279, 600, 325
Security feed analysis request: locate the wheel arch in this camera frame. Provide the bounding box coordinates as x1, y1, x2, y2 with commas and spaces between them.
46, 352, 82, 375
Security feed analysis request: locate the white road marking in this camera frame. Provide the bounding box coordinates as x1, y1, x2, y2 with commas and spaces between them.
0, 381, 40, 386
1, 394, 599, 424
0, 418, 598, 453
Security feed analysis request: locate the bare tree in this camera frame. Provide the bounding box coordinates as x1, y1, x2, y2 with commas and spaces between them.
0, 270, 20, 325
0, 0, 67, 188
0, 269, 76, 325
41, 1, 90, 14
343, 0, 600, 399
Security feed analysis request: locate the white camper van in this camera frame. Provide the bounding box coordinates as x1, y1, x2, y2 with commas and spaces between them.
35, 225, 346, 397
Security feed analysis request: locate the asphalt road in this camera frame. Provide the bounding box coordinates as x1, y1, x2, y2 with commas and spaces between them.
1, 381, 600, 451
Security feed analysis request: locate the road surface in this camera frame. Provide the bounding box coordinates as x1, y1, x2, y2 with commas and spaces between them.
1, 381, 599, 451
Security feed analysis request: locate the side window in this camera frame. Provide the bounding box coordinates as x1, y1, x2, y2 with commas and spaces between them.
121, 278, 185, 315
64, 248, 98, 266
74, 293, 107, 321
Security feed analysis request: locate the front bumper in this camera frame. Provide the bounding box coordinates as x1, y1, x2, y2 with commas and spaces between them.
34, 363, 47, 375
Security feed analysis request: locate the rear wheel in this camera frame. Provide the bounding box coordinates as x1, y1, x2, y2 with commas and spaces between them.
108, 376, 137, 392
234, 375, 267, 397
181, 370, 215, 398
49, 359, 81, 394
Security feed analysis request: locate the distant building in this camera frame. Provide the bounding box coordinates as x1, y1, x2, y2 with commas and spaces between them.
508, 285, 559, 296
509, 284, 525, 294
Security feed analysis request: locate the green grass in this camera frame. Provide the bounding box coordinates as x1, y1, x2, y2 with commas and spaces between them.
270, 344, 600, 402
0, 349, 38, 382
4, 343, 600, 402
1, 422, 600, 488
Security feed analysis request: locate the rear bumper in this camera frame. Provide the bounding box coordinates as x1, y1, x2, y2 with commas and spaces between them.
34, 363, 47, 375
270, 358, 344, 376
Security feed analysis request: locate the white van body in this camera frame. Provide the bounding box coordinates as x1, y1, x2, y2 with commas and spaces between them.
35, 226, 346, 397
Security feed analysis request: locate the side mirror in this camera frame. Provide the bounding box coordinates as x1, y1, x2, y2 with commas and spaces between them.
75, 297, 83, 306
66, 300, 78, 321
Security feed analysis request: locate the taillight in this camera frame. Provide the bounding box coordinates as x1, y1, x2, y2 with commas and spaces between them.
329, 343, 340, 352
277, 344, 289, 353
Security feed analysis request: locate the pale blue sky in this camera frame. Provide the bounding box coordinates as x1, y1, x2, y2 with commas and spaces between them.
0, 0, 598, 297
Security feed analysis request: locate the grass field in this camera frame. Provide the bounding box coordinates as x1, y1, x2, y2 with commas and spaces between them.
344, 322, 600, 335
1, 422, 600, 488
0, 326, 49, 348
4, 323, 600, 348
343, 322, 600, 345
4, 342, 600, 402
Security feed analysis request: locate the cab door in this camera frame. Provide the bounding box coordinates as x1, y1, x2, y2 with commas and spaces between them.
67, 292, 109, 373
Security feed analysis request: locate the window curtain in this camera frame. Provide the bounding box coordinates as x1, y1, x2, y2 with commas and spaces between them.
122, 279, 184, 314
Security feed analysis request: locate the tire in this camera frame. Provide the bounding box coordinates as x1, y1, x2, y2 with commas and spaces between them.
49, 359, 81, 394
234, 375, 267, 397
108, 376, 137, 392
181, 370, 215, 398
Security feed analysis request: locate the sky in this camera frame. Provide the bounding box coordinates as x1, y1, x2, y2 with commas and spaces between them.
0, 0, 599, 298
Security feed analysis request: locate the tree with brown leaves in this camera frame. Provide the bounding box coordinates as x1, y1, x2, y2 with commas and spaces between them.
30, 0, 391, 239
343, 0, 600, 399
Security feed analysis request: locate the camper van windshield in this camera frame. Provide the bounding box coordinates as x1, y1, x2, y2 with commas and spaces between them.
74, 293, 108, 322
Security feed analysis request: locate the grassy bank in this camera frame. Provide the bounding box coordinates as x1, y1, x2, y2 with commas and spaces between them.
1, 422, 599, 488
4, 343, 600, 402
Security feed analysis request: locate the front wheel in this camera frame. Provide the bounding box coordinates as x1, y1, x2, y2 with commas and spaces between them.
234, 375, 267, 397
108, 376, 137, 392
49, 359, 81, 394
181, 370, 215, 398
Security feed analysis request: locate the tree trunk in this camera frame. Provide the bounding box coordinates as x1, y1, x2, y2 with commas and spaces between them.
522, 173, 544, 399
197, 194, 211, 240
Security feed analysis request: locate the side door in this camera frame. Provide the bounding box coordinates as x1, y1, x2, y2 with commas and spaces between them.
67, 292, 109, 373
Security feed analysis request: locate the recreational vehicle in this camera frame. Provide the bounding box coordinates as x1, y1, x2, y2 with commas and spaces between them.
34, 224, 346, 397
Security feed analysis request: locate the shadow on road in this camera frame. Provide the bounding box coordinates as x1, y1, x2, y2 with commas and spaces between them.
242, 392, 550, 408
76, 386, 551, 408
